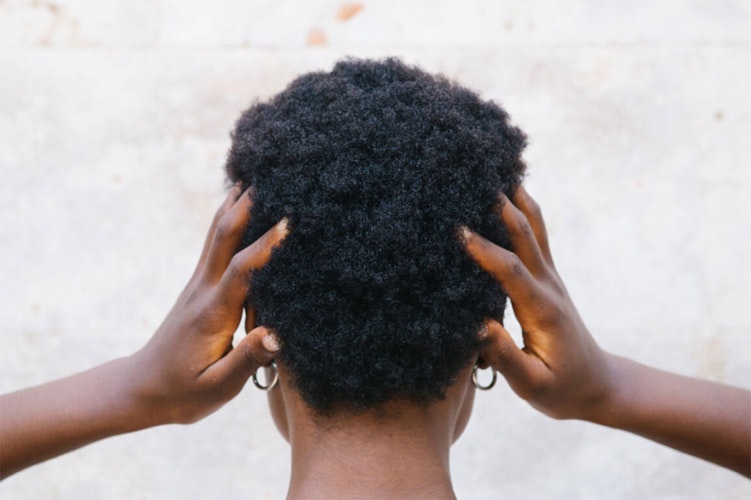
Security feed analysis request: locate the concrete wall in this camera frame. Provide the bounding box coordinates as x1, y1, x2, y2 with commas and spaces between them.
1, 1, 749, 498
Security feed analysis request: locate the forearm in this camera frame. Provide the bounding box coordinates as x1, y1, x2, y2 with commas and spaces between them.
588, 353, 751, 477
0, 189, 282, 480
0, 356, 147, 479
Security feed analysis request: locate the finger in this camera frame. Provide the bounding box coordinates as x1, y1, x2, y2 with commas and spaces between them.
462, 227, 544, 305
512, 185, 553, 265
220, 218, 289, 308
498, 192, 547, 277
205, 187, 254, 281
201, 326, 279, 393
480, 319, 550, 400
196, 184, 243, 273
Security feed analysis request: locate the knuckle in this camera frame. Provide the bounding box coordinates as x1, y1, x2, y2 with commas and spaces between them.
533, 301, 565, 330
215, 216, 242, 242
212, 206, 228, 226
543, 302, 564, 323
506, 254, 526, 277
548, 273, 567, 294
226, 254, 248, 282
525, 198, 543, 220
225, 255, 251, 292
510, 217, 534, 239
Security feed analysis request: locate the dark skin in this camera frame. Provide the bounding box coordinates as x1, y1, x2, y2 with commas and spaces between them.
463, 185, 751, 478
262, 357, 477, 499
1, 185, 748, 489
262, 186, 749, 499
0, 186, 287, 479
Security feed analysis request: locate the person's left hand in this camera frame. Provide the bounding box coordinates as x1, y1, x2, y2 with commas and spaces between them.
125, 185, 288, 426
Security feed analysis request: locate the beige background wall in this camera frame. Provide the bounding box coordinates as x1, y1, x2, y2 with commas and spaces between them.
1, 1, 750, 498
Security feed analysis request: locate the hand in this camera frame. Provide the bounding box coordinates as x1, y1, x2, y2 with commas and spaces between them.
126, 185, 288, 425
463, 186, 751, 476
463, 186, 611, 420
0, 186, 288, 479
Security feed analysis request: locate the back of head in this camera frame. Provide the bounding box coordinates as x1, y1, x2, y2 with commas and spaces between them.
226, 58, 526, 414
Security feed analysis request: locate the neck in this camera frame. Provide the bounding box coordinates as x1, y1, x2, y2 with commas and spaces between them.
286, 403, 456, 499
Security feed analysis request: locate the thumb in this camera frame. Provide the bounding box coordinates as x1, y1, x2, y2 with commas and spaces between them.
204, 326, 279, 391
480, 319, 547, 399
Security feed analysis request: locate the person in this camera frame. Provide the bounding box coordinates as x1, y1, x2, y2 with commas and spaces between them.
1, 59, 748, 495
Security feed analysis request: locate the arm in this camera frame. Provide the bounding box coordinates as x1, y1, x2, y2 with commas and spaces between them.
0, 186, 287, 479
462, 186, 751, 477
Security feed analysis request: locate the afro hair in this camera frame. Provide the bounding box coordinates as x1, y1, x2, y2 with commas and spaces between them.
226, 58, 527, 413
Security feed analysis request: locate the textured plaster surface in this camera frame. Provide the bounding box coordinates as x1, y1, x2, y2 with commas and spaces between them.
1, 1, 749, 498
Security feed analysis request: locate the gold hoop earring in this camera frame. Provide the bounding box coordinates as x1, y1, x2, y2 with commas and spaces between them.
253, 361, 279, 391
472, 364, 496, 390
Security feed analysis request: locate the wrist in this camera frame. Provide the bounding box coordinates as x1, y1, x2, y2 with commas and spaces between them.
578, 352, 631, 426
115, 352, 174, 430
121, 349, 212, 427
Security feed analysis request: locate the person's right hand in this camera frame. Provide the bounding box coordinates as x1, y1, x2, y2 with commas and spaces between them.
462, 186, 613, 420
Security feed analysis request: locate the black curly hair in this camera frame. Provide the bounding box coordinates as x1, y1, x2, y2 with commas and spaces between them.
226, 58, 527, 413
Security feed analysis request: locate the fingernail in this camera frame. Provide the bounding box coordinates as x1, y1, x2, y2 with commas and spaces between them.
459, 226, 472, 243
478, 322, 489, 340
262, 332, 279, 352
276, 217, 289, 237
